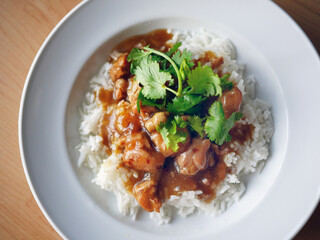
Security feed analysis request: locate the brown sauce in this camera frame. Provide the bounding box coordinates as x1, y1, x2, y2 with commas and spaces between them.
212, 123, 254, 161
195, 51, 217, 66
195, 51, 225, 77
118, 162, 145, 192
97, 88, 115, 110
99, 111, 117, 155
229, 123, 254, 145
112, 29, 173, 54
159, 159, 227, 203
125, 172, 144, 192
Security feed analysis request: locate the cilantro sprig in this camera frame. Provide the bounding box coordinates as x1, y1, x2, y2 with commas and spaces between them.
143, 46, 183, 96
166, 94, 205, 114
134, 57, 173, 99
204, 101, 242, 145
136, 90, 165, 113
187, 63, 222, 97
127, 42, 241, 148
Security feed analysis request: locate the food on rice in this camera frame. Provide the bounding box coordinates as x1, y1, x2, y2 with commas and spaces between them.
77, 29, 274, 224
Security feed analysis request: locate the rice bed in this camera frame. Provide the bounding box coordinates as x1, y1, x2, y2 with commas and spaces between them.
77, 29, 274, 224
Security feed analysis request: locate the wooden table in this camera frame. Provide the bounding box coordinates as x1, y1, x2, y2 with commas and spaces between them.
0, 0, 319, 239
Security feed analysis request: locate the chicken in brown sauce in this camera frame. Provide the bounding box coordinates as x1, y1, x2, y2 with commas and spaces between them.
220, 86, 242, 118
109, 53, 130, 81
175, 138, 215, 176
123, 132, 165, 173
96, 29, 253, 213
133, 172, 162, 212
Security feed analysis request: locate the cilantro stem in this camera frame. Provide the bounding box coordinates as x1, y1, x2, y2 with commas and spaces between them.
164, 86, 179, 96
144, 47, 182, 97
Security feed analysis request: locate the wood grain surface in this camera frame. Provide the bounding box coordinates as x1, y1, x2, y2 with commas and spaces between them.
0, 0, 319, 239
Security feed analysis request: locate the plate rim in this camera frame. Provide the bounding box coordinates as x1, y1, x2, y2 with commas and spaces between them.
18, 1, 89, 239
267, 1, 320, 239
18, 1, 320, 239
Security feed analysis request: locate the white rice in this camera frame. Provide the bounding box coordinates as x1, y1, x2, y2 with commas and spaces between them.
77, 29, 274, 224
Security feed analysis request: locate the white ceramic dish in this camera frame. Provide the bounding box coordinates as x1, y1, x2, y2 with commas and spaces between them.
19, 0, 320, 239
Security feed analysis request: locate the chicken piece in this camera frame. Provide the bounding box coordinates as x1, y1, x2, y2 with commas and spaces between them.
109, 53, 130, 82
114, 78, 128, 100
127, 78, 141, 115
133, 173, 162, 212
175, 138, 215, 175
211, 143, 232, 160
123, 132, 165, 172
220, 87, 242, 118
114, 101, 141, 135
140, 106, 158, 120
150, 131, 174, 157
144, 112, 169, 132
126, 78, 157, 118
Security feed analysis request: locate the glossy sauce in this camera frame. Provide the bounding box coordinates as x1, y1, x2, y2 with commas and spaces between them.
229, 123, 254, 144
196, 50, 225, 77
97, 87, 115, 110
196, 51, 217, 65
159, 158, 227, 202
112, 29, 173, 54
97, 88, 116, 154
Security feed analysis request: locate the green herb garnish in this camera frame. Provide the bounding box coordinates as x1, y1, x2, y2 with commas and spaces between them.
134, 57, 173, 99
188, 116, 205, 138
127, 43, 240, 149
166, 94, 205, 114
187, 63, 222, 97
204, 101, 242, 145
220, 74, 233, 91
156, 117, 188, 152
136, 89, 165, 113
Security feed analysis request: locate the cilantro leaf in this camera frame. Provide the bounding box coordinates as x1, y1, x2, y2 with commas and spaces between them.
127, 48, 149, 62
127, 48, 151, 74
150, 54, 162, 63
172, 49, 194, 68
204, 101, 242, 145
187, 64, 222, 97
137, 89, 164, 113
179, 59, 191, 80
174, 115, 188, 128
167, 48, 195, 78
166, 42, 182, 57
166, 94, 206, 114
220, 74, 233, 91
156, 118, 188, 152
152, 43, 183, 72
143, 46, 183, 96
188, 116, 205, 138
135, 57, 173, 99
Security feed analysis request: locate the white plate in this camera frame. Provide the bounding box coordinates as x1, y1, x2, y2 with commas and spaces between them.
19, 0, 320, 239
